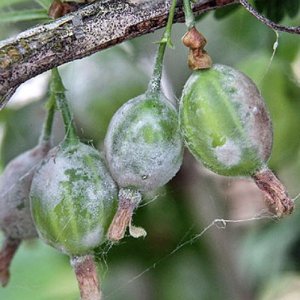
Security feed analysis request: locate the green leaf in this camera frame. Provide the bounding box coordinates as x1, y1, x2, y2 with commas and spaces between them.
285, 0, 300, 18
253, 0, 300, 22
0, 0, 31, 9
253, 0, 265, 13
0, 8, 49, 23
266, 0, 285, 23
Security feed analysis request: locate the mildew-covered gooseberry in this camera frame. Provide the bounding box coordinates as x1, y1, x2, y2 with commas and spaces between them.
104, 0, 183, 241
180, 64, 272, 176
30, 142, 118, 255
179, 64, 293, 217
105, 92, 183, 193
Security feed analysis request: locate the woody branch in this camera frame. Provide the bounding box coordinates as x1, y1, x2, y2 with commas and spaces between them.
0, 0, 238, 108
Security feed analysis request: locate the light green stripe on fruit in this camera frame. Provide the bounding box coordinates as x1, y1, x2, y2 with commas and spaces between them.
180, 65, 263, 176
61, 180, 80, 248
209, 73, 245, 138
83, 153, 102, 243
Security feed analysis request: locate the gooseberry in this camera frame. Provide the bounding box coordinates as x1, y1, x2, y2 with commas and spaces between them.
104, 0, 184, 241
179, 64, 293, 216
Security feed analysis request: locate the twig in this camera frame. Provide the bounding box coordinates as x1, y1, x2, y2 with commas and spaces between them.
239, 0, 300, 35
0, 0, 238, 108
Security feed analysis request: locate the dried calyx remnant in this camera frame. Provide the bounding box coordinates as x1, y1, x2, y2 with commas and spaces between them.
180, 0, 294, 218
182, 27, 212, 70
181, 0, 212, 70
253, 168, 293, 217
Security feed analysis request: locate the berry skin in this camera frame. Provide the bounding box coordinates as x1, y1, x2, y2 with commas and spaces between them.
104, 93, 183, 192
179, 64, 273, 176
30, 142, 118, 256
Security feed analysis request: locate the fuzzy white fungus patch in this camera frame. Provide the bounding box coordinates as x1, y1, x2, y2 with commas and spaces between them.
81, 225, 103, 248
214, 139, 241, 167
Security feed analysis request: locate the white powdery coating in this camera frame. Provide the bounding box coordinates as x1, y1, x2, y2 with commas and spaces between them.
214, 64, 273, 162
0, 142, 50, 239
214, 139, 242, 167
31, 143, 117, 217
104, 94, 184, 192
81, 225, 103, 248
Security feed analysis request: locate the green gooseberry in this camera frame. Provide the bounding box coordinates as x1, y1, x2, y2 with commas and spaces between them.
30, 142, 118, 256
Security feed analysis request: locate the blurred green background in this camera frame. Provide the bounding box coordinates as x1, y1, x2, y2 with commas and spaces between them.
0, 1, 300, 299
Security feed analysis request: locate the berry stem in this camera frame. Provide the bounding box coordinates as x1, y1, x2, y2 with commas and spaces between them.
0, 238, 21, 287
51, 68, 78, 145
183, 0, 195, 29
147, 0, 177, 97
107, 188, 142, 242
252, 167, 294, 217
39, 75, 57, 144
70, 255, 102, 300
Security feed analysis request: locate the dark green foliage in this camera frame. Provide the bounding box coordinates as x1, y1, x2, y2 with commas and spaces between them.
253, 0, 300, 22
213, 0, 300, 22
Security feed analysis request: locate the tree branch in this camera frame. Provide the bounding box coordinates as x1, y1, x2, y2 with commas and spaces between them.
0, 0, 238, 108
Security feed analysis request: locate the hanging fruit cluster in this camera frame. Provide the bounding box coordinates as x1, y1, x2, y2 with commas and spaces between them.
0, 0, 295, 299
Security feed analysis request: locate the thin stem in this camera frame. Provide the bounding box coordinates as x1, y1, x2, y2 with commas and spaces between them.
146, 0, 177, 97
51, 68, 78, 145
71, 255, 102, 300
183, 0, 195, 29
239, 0, 300, 35
39, 83, 56, 144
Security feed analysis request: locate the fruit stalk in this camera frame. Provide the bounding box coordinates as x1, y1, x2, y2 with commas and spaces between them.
146, 0, 177, 97
183, 0, 195, 29
39, 82, 56, 145
71, 255, 102, 300
51, 68, 78, 145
